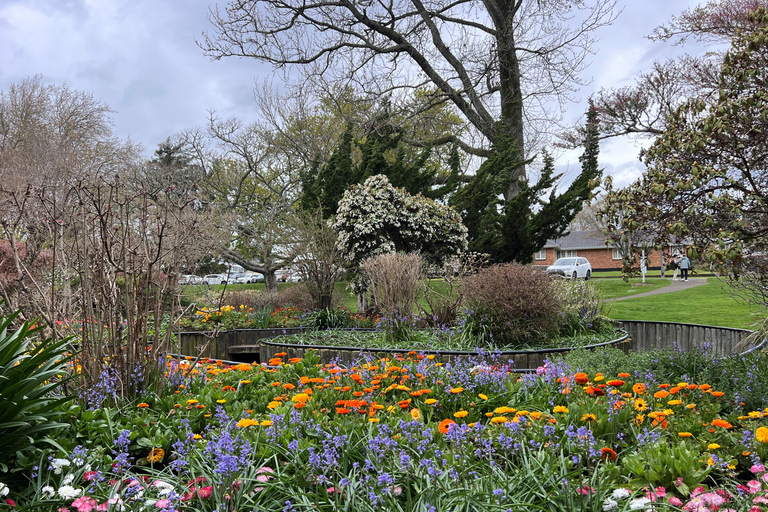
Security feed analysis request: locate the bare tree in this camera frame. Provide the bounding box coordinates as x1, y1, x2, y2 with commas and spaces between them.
200, 0, 618, 200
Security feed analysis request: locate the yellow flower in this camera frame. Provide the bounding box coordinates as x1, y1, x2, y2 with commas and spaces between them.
633, 399, 647, 411
454, 410, 469, 418
494, 406, 517, 415
260, 420, 273, 427
581, 413, 597, 422
267, 401, 280, 409
450, 387, 464, 394
553, 406, 569, 414
667, 400, 682, 406
386, 405, 397, 413
686, 404, 696, 409
368, 418, 379, 423
678, 432, 693, 438
236, 418, 259, 428
490, 416, 508, 424
529, 411, 542, 420
216, 399, 226, 404
478, 394, 488, 401
240, 380, 251, 385
707, 443, 721, 450
186, 399, 198, 405
292, 393, 310, 403
756, 426, 768, 444
410, 409, 422, 420
147, 448, 165, 463
425, 398, 438, 405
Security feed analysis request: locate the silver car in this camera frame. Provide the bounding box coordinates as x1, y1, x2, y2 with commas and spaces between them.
546, 257, 592, 280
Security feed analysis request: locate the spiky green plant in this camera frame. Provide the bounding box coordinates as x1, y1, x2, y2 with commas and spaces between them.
0, 306, 73, 471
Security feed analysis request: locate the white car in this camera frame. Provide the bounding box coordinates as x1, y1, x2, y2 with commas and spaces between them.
179, 274, 203, 285
546, 257, 592, 280
202, 274, 227, 285
236, 272, 263, 284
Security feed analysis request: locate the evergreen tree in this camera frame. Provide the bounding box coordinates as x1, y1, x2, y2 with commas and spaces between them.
452, 106, 602, 263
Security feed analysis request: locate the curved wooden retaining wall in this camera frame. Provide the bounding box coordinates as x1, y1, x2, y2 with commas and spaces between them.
177, 321, 763, 370
179, 327, 630, 371
618, 320, 760, 357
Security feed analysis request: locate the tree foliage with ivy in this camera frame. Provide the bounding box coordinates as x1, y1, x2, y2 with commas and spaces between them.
451, 105, 602, 263
601, 9, 768, 300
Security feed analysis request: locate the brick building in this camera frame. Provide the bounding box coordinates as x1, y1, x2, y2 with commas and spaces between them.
533, 230, 686, 271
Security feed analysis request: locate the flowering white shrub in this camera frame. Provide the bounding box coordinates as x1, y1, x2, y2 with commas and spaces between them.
333, 174, 468, 266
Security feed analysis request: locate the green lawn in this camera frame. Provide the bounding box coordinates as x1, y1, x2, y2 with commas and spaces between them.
602, 277, 763, 329
593, 277, 671, 299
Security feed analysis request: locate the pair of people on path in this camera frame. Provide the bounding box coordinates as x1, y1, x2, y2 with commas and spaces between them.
670, 253, 691, 281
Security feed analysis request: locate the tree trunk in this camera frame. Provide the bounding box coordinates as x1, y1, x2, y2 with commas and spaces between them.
496, 11, 527, 200
357, 290, 368, 314
264, 272, 278, 292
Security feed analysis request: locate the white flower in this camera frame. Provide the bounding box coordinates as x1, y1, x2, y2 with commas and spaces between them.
0, 482, 8, 497
51, 458, 71, 475
41, 485, 55, 498
602, 498, 618, 511
62, 474, 75, 486
152, 481, 175, 496
57, 485, 81, 499
628, 497, 652, 510
612, 488, 632, 499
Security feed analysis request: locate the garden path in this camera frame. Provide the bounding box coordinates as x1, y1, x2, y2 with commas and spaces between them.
607, 277, 707, 302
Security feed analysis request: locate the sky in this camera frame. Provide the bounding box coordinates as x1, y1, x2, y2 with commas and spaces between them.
0, 0, 710, 188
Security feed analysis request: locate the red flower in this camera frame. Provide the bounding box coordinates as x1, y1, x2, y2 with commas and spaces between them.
601, 447, 618, 461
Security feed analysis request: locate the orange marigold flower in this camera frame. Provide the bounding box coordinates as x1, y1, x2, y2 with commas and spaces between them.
410, 408, 421, 420
574, 372, 590, 385
653, 391, 669, 399
236, 418, 259, 428
275, 352, 288, 357
293, 403, 306, 409
618, 373, 630, 378
336, 407, 351, 414
137, 403, 149, 408
490, 416, 508, 424
454, 410, 469, 418
658, 384, 670, 389
553, 406, 569, 414
669, 387, 681, 394
678, 432, 693, 438
687, 384, 698, 390
698, 384, 711, 391
711, 419, 733, 429
449, 387, 464, 394
288, 358, 302, 364
283, 383, 296, 390
632, 383, 647, 395
711, 391, 725, 397
147, 448, 165, 463
607, 380, 625, 387
438, 419, 456, 434
601, 447, 617, 461
755, 427, 768, 444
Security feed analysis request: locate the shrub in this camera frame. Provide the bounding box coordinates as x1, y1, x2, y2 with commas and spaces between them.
554, 279, 611, 336
361, 252, 423, 319
463, 263, 562, 347
0, 306, 73, 472
247, 285, 317, 312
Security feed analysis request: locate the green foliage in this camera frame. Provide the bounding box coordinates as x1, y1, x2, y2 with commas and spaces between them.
304, 308, 353, 330
0, 307, 73, 471
451, 109, 601, 263
300, 117, 460, 218
620, 441, 712, 492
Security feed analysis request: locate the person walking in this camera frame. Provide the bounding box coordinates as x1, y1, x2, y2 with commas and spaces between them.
678, 254, 691, 281
671, 254, 680, 281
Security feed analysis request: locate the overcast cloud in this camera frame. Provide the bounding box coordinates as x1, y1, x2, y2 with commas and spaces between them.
0, 0, 710, 187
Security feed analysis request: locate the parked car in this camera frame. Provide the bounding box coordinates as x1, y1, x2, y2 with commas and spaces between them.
275, 269, 293, 282
202, 274, 227, 285
546, 257, 592, 280
179, 274, 202, 285
236, 272, 263, 284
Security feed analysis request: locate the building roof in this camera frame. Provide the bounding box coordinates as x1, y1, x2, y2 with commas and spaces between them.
543, 230, 690, 250
544, 230, 607, 250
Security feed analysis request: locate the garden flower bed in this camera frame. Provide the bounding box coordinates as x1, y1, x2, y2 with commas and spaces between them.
4, 349, 768, 511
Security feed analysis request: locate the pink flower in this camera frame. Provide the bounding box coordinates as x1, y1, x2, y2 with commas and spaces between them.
83, 471, 98, 481
751, 464, 766, 474
646, 486, 667, 501
96, 504, 108, 512
197, 486, 212, 499
576, 486, 594, 495
747, 480, 762, 494
669, 496, 683, 506
753, 496, 768, 504
155, 499, 171, 509
57, 508, 70, 512
71, 497, 98, 512
5, 499, 16, 508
